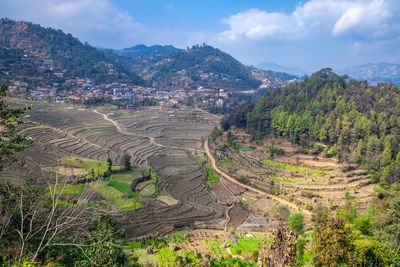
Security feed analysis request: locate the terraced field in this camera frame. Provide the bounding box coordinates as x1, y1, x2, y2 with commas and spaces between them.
7, 101, 232, 237
211, 130, 374, 214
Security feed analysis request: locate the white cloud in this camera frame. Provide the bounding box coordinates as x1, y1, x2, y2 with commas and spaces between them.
218, 0, 399, 43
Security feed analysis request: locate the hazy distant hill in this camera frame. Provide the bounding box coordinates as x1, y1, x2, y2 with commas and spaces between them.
109, 44, 181, 57
0, 18, 144, 86
337, 63, 400, 85
107, 44, 295, 91
257, 62, 308, 76
0, 18, 297, 92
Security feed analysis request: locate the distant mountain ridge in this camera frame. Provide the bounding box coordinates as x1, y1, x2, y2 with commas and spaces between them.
337, 63, 400, 85
108, 44, 182, 57
105, 44, 295, 91
0, 18, 299, 93
257, 62, 308, 76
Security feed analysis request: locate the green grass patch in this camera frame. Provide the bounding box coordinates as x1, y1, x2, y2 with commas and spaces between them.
178, 114, 201, 121
178, 166, 202, 175
62, 156, 121, 177
229, 234, 269, 255
125, 232, 190, 251
56, 200, 77, 207
137, 181, 156, 197
48, 184, 85, 195
192, 151, 207, 164
224, 161, 235, 170
90, 181, 143, 211
130, 248, 158, 266
237, 175, 250, 184
205, 162, 219, 183
104, 177, 141, 199
213, 259, 257, 266
97, 105, 118, 110
240, 147, 250, 152
108, 169, 138, 186
77, 184, 85, 194
155, 248, 201, 266
204, 238, 228, 258
262, 159, 328, 175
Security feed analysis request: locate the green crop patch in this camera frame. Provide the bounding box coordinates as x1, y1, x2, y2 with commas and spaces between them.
229, 234, 269, 254
262, 159, 328, 175
204, 238, 228, 258
205, 162, 219, 183
63, 156, 121, 177
104, 177, 141, 199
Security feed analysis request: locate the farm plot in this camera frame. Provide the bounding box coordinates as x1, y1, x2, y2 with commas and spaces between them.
9, 101, 231, 237
211, 129, 374, 213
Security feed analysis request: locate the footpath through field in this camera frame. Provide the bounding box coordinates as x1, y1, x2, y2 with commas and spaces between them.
93, 109, 165, 148
204, 139, 312, 216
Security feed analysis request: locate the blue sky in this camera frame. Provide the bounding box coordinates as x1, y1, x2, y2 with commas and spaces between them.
1, 0, 400, 72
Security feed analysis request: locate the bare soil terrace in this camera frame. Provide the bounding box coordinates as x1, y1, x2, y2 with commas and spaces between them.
210, 129, 374, 215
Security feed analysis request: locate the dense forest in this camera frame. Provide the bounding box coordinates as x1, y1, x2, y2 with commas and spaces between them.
0, 18, 144, 86
220, 69, 400, 266
223, 68, 400, 183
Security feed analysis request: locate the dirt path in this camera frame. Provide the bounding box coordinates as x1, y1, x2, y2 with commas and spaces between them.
93, 109, 166, 148
93, 109, 205, 152
204, 139, 312, 216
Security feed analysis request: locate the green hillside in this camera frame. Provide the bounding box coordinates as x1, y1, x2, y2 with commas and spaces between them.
0, 18, 144, 86
223, 68, 400, 183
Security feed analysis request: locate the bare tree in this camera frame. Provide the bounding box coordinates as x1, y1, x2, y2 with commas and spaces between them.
0, 171, 100, 263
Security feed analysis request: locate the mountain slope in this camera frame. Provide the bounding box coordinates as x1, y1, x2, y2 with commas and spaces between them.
109, 44, 181, 57
108, 44, 296, 91
222, 68, 400, 183
107, 44, 262, 91
257, 62, 308, 76
337, 63, 400, 85
0, 18, 144, 86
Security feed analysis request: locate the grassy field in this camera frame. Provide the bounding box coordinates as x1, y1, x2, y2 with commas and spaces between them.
205, 162, 219, 183
63, 156, 121, 177
204, 238, 228, 258
91, 181, 144, 211
262, 159, 328, 175
229, 234, 269, 254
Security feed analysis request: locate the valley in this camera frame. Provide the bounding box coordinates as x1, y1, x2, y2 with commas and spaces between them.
4, 100, 284, 237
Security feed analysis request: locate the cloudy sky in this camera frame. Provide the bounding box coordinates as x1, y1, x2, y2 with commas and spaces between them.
1, 0, 399, 72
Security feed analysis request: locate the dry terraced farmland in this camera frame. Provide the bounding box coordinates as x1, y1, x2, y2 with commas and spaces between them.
7, 101, 235, 237
210, 130, 374, 214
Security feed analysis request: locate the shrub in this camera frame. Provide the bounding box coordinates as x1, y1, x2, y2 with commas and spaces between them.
289, 213, 304, 234
301, 191, 315, 198
237, 175, 249, 184
251, 250, 259, 262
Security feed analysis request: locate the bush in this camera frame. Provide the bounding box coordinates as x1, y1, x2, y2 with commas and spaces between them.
354, 239, 399, 267
251, 250, 259, 262
289, 213, 304, 234
237, 175, 249, 184
273, 204, 290, 219
301, 191, 315, 198
327, 144, 338, 157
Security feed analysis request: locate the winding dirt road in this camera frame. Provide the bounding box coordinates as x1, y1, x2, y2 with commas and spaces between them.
204, 138, 312, 216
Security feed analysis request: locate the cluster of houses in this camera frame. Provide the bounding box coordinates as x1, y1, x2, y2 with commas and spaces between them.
9, 77, 230, 108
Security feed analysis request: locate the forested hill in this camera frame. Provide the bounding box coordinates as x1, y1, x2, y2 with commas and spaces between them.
107, 44, 182, 57
107, 44, 293, 91
0, 18, 144, 86
222, 68, 400, 183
